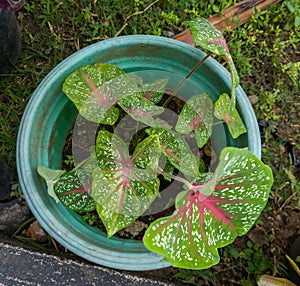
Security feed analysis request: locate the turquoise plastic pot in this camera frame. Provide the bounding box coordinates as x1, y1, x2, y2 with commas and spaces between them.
17, 35, 260, 271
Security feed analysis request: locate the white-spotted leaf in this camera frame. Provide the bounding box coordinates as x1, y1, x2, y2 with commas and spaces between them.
186, 17, 229, 56
146, 127, 201, 179
175, 93, 214, 148
54, 169, 95, 212
186, 17, 239, 110
141, 79, 168, 104
225, 55, 239, 110
93, 131, 161, 237
214, 93, 246, 139
144, 147, 273, 269
62, 63, 138, 124
118, 94, 164, 127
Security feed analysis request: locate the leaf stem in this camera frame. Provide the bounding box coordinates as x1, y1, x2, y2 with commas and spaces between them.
158, 169, 192, 188
162, 53, 211, 108
212, 120, 225, 126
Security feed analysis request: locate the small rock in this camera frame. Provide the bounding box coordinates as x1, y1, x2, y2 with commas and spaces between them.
248, 95, 259, 105
0, 199, 31, 234
274, 214, 283, 227
162, 30, 174, 38
121, 221, 148, 237
25, 220, 48, 243
247, 228, 268, 246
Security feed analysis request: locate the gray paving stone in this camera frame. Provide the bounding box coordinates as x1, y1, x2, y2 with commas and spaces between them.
0, 242, 176, 286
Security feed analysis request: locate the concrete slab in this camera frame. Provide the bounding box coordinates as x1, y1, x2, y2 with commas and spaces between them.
0, 242, 176, 286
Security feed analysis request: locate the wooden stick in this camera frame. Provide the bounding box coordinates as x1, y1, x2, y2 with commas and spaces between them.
173, 0, 283, 46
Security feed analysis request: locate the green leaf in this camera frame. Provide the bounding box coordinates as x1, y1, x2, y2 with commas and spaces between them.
144, 147, 273, 269
175, 93, 214, 148
225, 55, 239, 110
161, 159, 175, 182
118, 94, 164, 126
38, 163, 96, 212
214, 93, 246, 139
54, 169, 95, 212
186, 17, 230, 56
37, 165, 65, 203
140, 78, 168, 104
93, 131, 161, 237
62, 63, 138, 124
186, 17, 239, 110
146, 127, 200, 179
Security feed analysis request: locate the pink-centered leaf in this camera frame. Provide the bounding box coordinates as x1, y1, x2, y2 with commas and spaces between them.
54, 170, 95, 212
140, 79, 168, 104
118, 94, 164, 127
130, 75, 168, 104
186, 17, 239, 110
175, 93, 214, 148
92, 131, 161, 237
62, 63, 138, 124
143, 147, 273, 269
146, 127, 201, 179
186, 17, 229, 56
214, 93, 246, 139
38, 164, 96, 212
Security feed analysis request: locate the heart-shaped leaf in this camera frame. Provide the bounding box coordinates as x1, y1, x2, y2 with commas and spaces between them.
62, 63, 138, 124
129, 75, 168, 104
186, 17, 239, 110
118, 94, 164, 127
175, 93, 214, 148
146, 127, 201, 179
38, 156, 98, 211
141, 79, 168, 104
54, 169, 95, 212
186, 17, 229, 57
214, 93, 246, 139
92, 131, 161, 237
144, 147, 273, 269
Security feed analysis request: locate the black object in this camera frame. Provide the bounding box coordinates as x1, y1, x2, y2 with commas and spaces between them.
288, 236, 300, 285
0, 0, 25, 12
0, 9, 22, 74
258, 119, 300, 167
0, 156, 15, 201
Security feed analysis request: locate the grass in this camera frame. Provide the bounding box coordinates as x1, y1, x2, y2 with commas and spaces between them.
0, 0, 299, 285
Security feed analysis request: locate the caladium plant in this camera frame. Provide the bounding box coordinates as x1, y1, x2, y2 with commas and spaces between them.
38, 17, 273, 270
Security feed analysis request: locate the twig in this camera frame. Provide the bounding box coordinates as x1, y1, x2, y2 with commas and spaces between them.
114, 0, 160, 37
162, 53, 211, 108
276, 191, 298, 214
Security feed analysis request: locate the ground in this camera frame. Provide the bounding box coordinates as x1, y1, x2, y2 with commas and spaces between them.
0, 1, 299, 285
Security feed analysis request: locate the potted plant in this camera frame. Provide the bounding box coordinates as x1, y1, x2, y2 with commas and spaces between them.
0, 0, 24, 74
17, 18, 273, 271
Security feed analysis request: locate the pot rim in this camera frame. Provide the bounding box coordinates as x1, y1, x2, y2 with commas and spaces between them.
17, 35, 261, 271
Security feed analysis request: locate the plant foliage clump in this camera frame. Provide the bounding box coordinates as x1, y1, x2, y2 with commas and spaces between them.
39, 17, 273, 270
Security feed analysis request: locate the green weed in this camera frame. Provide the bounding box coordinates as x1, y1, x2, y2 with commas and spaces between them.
239, 240, 273, 276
